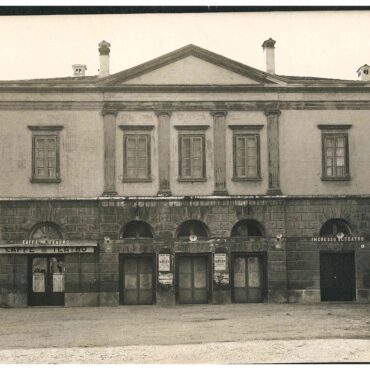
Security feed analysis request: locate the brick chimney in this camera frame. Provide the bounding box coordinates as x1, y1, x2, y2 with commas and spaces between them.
262, 38, 276, 75
72, 64, 87, 77
357, 64, 370, 81
98, 40, 110, 78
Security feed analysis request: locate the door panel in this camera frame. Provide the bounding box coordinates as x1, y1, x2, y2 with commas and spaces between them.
320, 253, 355, 301
232, 255, 264, 303
121, 256, 155, 305
29, 255, 65, 306
177, 255, 209, 304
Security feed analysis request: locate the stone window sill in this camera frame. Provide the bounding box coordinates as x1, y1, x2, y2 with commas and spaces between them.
31, 178, 61, 184
232, 177, 262, 182
321, 176, 351, 181
178, 178, 207, 183
122, 178, 153, 183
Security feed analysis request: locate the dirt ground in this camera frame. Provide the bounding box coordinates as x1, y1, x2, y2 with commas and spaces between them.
0, 303, 369, 363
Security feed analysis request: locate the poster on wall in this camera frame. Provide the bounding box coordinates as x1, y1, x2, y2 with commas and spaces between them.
158, 254, 171, 272
214, 253, 227, 271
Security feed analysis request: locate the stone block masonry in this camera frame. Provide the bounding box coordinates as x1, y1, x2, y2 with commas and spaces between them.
0, 196, 369, 305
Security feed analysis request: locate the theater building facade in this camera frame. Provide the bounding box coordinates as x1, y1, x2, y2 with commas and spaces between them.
1, 40, 370, 307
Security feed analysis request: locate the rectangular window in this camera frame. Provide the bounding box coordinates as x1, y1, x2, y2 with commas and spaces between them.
123, 134, 151, 181
29, 126, 63, 183
229, 125, 263, 181
178, 134, 206, 181
233, 134, 260, 179
319, 125, 351, 181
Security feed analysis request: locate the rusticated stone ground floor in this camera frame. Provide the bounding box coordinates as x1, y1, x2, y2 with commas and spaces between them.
1, 196, 370, 306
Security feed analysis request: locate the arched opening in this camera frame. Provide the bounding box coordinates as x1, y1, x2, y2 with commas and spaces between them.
120, 221, 154, 239
176, 220, 209, 240
231, 219, 264, 237
319, 218, 352, 237
30, 222, 63, 240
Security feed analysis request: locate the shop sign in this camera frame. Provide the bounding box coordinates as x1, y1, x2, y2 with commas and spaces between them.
0, 246, 94, 254
214, 253, 227, 271
311, 236, 364, 242
22, 239, 69, 246
158, 254, 171, 272
158, 272, 173, 285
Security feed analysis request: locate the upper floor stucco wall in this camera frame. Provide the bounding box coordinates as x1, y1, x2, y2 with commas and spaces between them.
0, 110, 104, 197
280, 109, 370, 195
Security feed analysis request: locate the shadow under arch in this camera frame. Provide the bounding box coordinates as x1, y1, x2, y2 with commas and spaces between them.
120, 220, 154, 239
319, 218, 352, 237
176, 220, 210, 240
29, 221, 64, 240
230, 219, 265, 237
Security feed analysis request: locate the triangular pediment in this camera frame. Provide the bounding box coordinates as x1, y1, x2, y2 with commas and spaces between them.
100, 44, 286, 86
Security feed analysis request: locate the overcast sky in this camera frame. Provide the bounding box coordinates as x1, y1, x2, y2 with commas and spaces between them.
1, 10, 370, 81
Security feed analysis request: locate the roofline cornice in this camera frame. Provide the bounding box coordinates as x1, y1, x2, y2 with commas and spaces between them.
1, 100, 370, 111
0, 84, 370, 93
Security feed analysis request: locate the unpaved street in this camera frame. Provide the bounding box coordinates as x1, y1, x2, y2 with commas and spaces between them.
0, 303, 369, 363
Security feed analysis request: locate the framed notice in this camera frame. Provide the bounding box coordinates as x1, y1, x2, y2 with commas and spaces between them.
214, 253, 227, 271
158, 254, 171, 272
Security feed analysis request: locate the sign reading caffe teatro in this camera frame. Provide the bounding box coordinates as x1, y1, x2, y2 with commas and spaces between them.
0, 239, 96, 254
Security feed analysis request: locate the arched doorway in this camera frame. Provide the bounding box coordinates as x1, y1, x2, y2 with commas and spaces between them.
28, 222, 65, 306
119, 221, 155, 305
176, 220, 211, 304
230, 219, 266, 303
319, 218, 356, 302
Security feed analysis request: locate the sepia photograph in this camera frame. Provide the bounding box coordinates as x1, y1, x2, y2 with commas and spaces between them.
0, 6, 369, 364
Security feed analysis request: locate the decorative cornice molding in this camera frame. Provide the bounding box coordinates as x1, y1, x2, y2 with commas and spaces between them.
27, 125, 64, 131
228, 125, 264, 130
119, 125, 154, 131
155, 111, 172, 118
264, 109, 281, 117
317, 124, 352, 130
210, 111, 228, 118
0, 100, 370, 112
174, 125, 209, 131
101, 107, 118, 117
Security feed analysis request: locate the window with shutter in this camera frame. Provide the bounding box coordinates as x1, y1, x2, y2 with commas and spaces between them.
28, 126, 63, 183
123, 133, 151, 181
229, 125, 262, 181
178, 134, 206, 181
318, 125, 351, 181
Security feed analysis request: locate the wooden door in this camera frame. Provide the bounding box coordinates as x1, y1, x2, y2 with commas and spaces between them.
120, 256, 155, 305
177, 255, 209, 304
232, 255, 264, 303
29, 255, 65, 306
320, 252, 355, 301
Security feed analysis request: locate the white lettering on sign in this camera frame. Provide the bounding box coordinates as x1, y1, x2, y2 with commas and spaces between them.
311, 236, 364, 242
0, 246, 94, 254
22, 239, 70, 246
214, 253, 227, 271
158, 272, 173, 285
158, 254, 171, 272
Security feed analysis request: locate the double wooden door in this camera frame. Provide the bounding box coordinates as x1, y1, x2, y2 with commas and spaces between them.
232, 254, 265, 303
177, 255, 210, 304
120, 255, 155, 305
28, 255, 65, 306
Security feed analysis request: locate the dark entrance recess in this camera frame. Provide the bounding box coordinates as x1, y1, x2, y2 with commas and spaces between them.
231, 253, 266, 303
28, 255, 65, 306
119, 255, 155, 305
320, 252, 356, 302
177, 254, 210, 304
